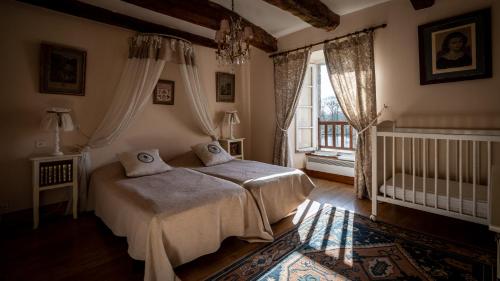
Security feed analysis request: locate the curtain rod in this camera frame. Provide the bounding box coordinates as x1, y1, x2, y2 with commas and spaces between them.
269, 23, 387, 58
138, 32, 193, 45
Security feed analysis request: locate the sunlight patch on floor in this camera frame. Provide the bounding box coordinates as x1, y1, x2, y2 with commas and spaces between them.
262, 252, 352, 281
292, 200, 355, 268
292, 199, 328, 225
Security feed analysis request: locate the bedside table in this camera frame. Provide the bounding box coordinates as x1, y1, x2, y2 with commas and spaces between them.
30, 153, 81, 229
219, 138, 245, 160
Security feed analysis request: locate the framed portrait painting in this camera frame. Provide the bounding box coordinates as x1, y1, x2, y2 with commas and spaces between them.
216, 72, 235, 103
40, 43, 87, 95
152, 80, 175, 105
418, 8, 491, 85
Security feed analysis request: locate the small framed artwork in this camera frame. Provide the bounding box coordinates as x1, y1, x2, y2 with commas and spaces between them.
153, 79, 175, 105
40, 43, 87, 95
216, 72, 235, 102
418, 8, 491, 85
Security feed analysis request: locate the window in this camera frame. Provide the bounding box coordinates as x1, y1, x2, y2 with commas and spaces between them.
295, 50, 357, 152
295, 64, 318, 152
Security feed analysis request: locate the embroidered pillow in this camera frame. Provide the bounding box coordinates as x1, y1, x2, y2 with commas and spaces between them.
118, 149, 172, 177
191, 141, 234, 166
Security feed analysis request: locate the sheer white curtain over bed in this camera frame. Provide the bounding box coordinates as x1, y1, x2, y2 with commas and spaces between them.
80, 35, 217, 211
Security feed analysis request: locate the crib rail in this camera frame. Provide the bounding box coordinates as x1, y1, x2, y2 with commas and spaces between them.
371, 126, 500, 225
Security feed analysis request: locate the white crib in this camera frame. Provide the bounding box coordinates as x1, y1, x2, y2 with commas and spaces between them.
370, 122, 500, 277
370, 122, 500, 224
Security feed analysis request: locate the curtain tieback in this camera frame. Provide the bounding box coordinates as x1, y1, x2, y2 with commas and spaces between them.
357, 104, 389, 135
275, 119, 288, 132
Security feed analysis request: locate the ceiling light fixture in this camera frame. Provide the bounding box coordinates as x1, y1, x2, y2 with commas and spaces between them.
214, 0, 253, 65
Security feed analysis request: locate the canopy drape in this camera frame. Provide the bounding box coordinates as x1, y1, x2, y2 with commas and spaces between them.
272, 48, 310, 167
80, 35, 218, 212
323, 31, 376, 199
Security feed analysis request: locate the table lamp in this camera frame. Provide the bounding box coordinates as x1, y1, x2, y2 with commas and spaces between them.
223, 111, 240, 139
40, 107, 74, 156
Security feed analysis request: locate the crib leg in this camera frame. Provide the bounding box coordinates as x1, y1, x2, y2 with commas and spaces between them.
496, 233, 500, 280
371, 196, 377, 222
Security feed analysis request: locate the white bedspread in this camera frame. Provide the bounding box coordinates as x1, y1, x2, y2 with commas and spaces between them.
169, 152, 316, 228
88, 162, 272, 281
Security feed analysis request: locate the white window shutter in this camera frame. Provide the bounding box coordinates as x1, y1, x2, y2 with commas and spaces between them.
295, 65, 319, 152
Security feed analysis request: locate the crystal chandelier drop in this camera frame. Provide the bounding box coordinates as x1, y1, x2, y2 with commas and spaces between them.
214, 0, 253, 65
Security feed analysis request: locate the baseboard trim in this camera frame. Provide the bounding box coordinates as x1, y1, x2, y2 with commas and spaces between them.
304, 169, 354, 185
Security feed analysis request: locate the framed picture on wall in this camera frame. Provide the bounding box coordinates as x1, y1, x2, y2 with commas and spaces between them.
153, 80, 175, 105
40, 43, 87, 95
418, 8, 492, 85
216, 72, 235, 102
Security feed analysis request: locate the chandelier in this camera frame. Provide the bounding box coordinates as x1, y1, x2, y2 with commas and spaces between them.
214, 0, 253, 65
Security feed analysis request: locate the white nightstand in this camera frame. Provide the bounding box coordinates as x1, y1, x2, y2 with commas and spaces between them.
30, 153, 81, 229
219, 138, 245, 160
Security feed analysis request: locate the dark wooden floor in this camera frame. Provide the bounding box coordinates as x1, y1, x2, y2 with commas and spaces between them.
1, 178, 495, 281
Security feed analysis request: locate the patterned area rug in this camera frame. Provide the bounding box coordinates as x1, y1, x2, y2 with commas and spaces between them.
208, 206, 496, 281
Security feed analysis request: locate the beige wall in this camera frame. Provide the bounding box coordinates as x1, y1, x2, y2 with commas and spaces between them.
282, 0, 500, 168
250, 48, 275, 164
0, 0, 255, 213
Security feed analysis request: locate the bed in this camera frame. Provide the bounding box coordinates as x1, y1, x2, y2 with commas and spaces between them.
88, 162, 273, 281
168, 152, 316, 228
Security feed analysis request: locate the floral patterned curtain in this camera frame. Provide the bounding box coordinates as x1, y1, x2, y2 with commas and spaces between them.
272, 48, 310, 166
323, 31, 376, 198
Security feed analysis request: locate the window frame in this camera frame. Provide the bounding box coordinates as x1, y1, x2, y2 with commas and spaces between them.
295, 64, 319, 152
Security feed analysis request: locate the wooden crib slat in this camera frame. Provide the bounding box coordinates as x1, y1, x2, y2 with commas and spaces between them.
466, 141, 469, 183
392, 136, 396, 200
487, 141, 491, 221
371, 127, 378, 221
423, 138, 426, 206
412, 137, 416, 204
434, 139, 438, 209
383, 136, 386, 198
402, 137, 405, 202
473, 141, 476, 217
459, 140, 463, 214
446, 139, 450, 211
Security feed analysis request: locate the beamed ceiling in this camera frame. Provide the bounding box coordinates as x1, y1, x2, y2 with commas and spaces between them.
17, 0, 432, 52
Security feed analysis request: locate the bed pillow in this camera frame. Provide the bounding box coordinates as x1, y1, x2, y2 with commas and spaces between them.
191, 141, 234, 166
118, 149, 172, 177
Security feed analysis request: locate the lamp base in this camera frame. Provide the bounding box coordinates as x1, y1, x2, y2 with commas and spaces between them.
52, 151, 64, 156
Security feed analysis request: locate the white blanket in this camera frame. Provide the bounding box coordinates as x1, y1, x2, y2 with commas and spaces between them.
169, 153, 316, 229
88, 163, 272, 281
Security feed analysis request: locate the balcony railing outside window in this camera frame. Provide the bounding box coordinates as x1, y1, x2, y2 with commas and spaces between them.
318, 119, 357, 150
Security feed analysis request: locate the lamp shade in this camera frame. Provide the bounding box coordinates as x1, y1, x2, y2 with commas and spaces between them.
223, 111, 240, 139
224, 111, 240, 125
41, 107, 74, 132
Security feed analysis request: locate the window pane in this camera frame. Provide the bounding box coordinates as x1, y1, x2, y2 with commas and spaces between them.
297, 107, 312, 127
320, 125, 325, 147
299, 88, 312, 106
344, 126, 350, 148
327, 125, 334, 147
335, 125, 341, 147
319, 64, 347, 122
297, 128, 312, 149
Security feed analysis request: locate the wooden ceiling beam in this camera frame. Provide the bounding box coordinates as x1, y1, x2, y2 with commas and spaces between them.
409, 0, 435, 10
123, 0, 278, 53
16, 0, 218, 49
261, 0, 340, 31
